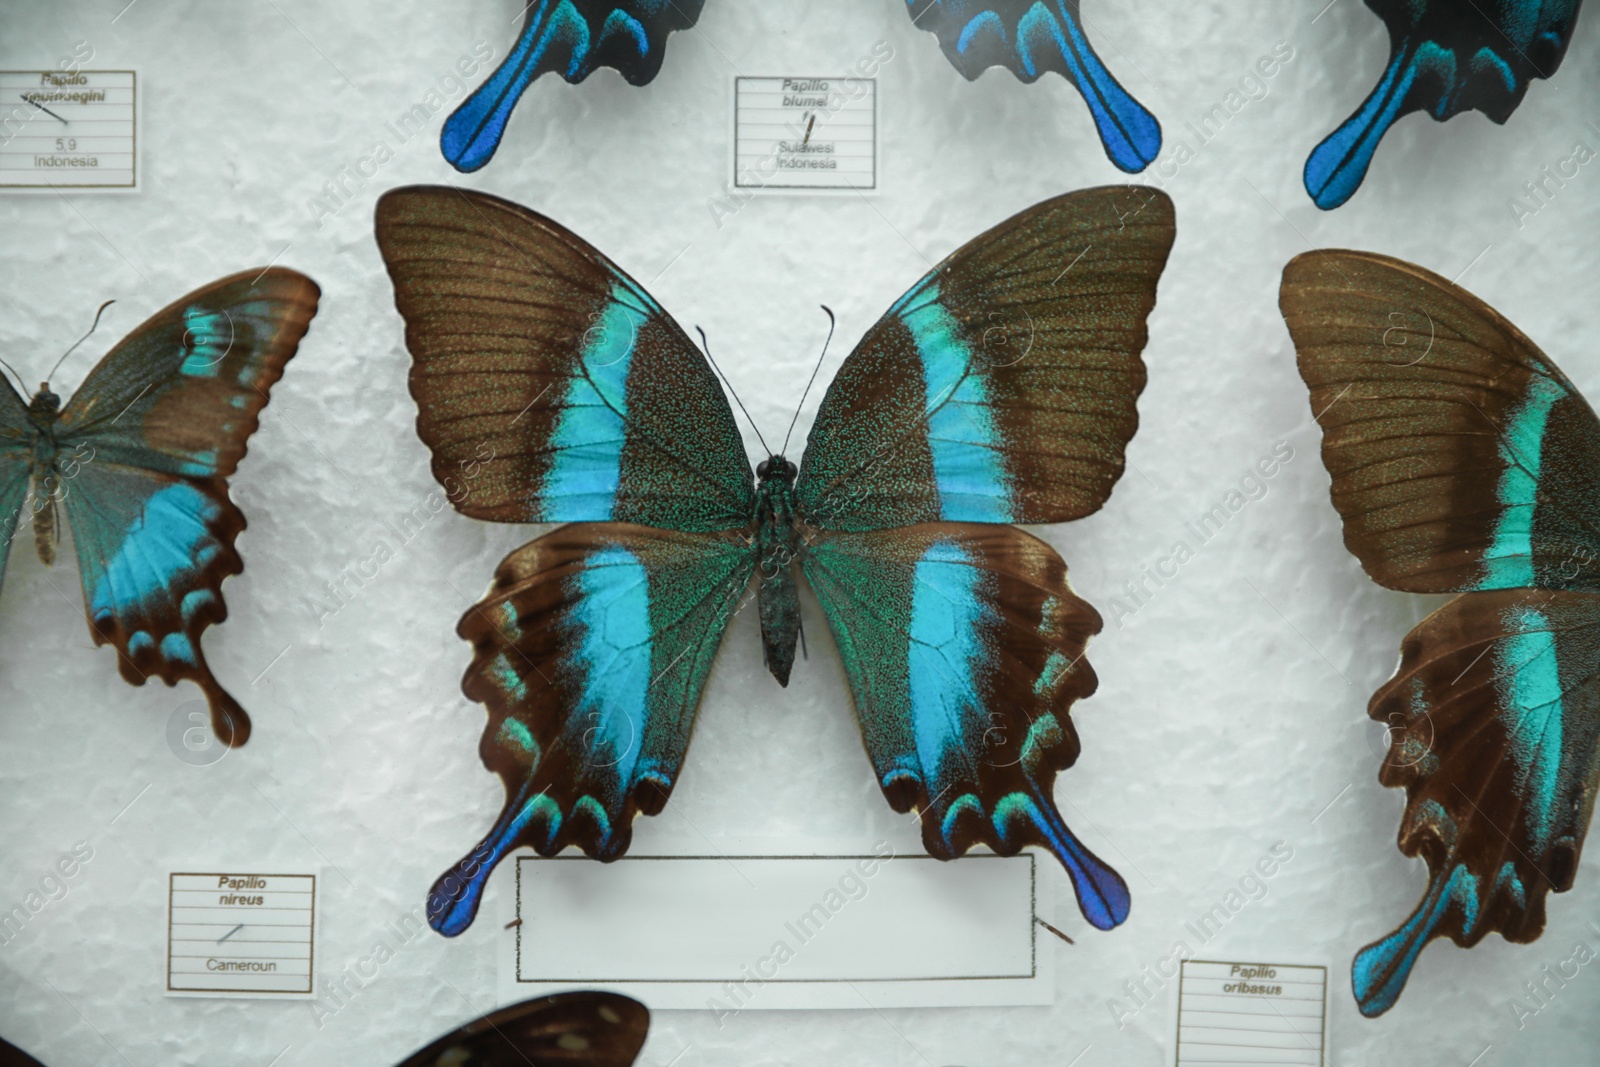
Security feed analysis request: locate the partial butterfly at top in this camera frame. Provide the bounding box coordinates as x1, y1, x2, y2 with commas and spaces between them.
440, 0, 705, 172
1305, 0, 1584, 209
375, 183, 1174, 938
0, 269, 320, 747
906, 0, 1163, 173
1281, 250, 1600, 1016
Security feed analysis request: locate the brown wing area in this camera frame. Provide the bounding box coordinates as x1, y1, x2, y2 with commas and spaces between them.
797, 185, 1174, 530
374, 185, 752, 530
394, 991, 648, 1067
1281, 249, 1600, 593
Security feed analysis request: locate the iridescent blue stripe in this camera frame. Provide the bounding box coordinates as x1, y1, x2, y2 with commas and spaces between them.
1479, 375, 1565, 588
1353, 864, 1479, 1016
908, 539, 985, 785
897, 284, 1014, 522
1496, 606, 1563, 853
567, 543, 650, 791
534, 286, 642, 522
88, 482, 218, 620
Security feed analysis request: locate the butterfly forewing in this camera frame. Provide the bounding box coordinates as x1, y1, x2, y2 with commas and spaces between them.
796, 185, 1174, 532
375, 186, 753, 532
1353, 587, 1600, 1016
802, 521, 1129, 928
905, 0, 1161, 172
1282, 250, 1600, 594
394, 991, 648, 1067
428, 522, 754, 936
442, 0, 706, 172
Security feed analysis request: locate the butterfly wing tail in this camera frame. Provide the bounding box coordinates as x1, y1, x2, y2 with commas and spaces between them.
1023, 5, 1160, 172
1304, 40, 1456, 209
1006, 787, 1131, 929
1353, 863, 1476, 1016
441, 10, 561, 173
428, 779, 547, 937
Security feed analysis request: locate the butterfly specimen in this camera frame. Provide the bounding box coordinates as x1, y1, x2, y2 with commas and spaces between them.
395, 991, 648, 1067
0, 269, 320, 748
375, 183, 1174, 938
1281, 250, 1600, 1016
1304, 0, 1584, 209
905, 0, 1162, 173
440, 0, 705, 173
0, 1036, 47, 1067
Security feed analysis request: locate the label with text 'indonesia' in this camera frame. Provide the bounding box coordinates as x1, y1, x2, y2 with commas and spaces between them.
734, 76, 875, 190
0, 71, 136, 189
166, 873, 316, 997
1174, 959, 1328, 1065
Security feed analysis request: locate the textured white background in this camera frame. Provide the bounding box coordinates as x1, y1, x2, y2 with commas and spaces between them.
1, 1, 1597, 1064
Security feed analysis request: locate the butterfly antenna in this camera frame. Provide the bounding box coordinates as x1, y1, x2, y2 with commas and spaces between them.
0, 356, 27, 396
46, 300, 115, 385
697, 325, 773, 457
780, 305, 835, 457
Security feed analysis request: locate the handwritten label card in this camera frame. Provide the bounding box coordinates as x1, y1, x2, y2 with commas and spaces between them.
1174, 959, 1328, 1065
733, 76, 876, 191
166, 873, 316, 997
0, 71, 136, 190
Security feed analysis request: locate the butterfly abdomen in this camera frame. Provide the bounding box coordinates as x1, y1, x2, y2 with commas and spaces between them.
756, 458, 802, 686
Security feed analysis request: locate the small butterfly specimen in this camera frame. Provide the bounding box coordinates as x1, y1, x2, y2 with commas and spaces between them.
1281, 250, 1600, 1016
375, 183, 1174, 938
440, 0, 705, 173
0, 269, 320, 747
1305, 0, 1584, 210
394, 991, 648, 1067
905, 0, 1162, 173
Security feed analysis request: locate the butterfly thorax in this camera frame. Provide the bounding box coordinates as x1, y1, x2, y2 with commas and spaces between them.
755, 455, 802, 688
26, 384, 63, 565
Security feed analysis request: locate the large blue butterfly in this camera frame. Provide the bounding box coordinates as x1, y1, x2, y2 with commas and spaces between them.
1283, 250, 1600, 1015
440, 0, 704, 173
376, 184, 1175, 938
0, 270, 320, 747
1305, 0, 1584, 209
906, 0, 1162, 172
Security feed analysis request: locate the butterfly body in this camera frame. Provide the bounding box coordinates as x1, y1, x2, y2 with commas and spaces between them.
1305, 0, 1584, 208
755, 456, 802, 686
0, 269, 319, 748
376, 184, 1174, 940
1281, 249, 1600, 1015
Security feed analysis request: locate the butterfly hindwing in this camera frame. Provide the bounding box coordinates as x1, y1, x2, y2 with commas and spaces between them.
375, 186, 753, 533
1305, 0, 1584, 208
394, 991, 648, 1067
1353, 587, 1600, 1016
802, 521, 1128, 928
428, 522, 754, 936
441, 0, 706, 172
796, 185, 1173, 532
41, 269, 318, 747
1282, 250, 1600, 594
906, 0, 1162, 172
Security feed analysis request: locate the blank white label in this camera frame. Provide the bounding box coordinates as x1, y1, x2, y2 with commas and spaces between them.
0, 71, 136, 189
166, 873, 316, 997
505, 851, 1050, 1009
1174, 959, 1328, 1065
